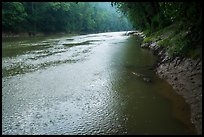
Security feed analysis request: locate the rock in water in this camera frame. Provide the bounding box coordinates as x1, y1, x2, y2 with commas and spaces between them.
131, 71, 152, 83
132, 72, 142, 77
143, 77, 152, 83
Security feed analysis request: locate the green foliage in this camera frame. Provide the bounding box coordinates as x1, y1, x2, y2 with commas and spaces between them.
113, 2, 202, 58
167, 36, 186, 57
113, 2, 201, 38
112, 2, 165, 32
142, 36, 154, 44
157, 38, 171, 48
2, 2, 27, 32
2, 2, 132, 34
142, 20, 202, 58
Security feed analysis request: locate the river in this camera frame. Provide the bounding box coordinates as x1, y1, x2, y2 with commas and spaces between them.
2, 32, 196, 135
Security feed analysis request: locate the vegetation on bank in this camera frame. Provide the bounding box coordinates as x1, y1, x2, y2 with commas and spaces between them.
113, 2, 202, 58
2, 2, 132, 35
2, 2, 202, 59
142, 22, 202, 59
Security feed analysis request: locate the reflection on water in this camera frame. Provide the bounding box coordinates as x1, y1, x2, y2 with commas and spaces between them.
2, 32, 196, 135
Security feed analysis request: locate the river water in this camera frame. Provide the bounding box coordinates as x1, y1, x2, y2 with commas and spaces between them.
2, 32, 196, 135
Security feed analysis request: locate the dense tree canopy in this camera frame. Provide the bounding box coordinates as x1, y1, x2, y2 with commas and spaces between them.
113, 2, 202, 57
112, 2, 202, 34
2, 2, 27, 32
2, 2, 132, 34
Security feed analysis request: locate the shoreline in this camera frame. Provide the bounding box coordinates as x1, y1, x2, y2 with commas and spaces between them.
140, 41, 202, 135
2, 30, 125, 38
2, 32, 79, 38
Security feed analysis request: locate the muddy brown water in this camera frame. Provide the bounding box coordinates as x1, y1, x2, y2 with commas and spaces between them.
2, 32, 196, 135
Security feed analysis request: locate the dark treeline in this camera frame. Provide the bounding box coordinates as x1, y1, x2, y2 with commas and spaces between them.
113, 2, 202, 35
113, 2, 202, 57
2, 2, 132, 35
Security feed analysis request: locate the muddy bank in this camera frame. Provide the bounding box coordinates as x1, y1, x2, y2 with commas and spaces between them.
140, 41, 202, 135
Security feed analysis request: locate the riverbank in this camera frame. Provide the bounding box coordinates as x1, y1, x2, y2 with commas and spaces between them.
2, 32, 82, 38
137, 28, 202, 134
2, 31, 121, 38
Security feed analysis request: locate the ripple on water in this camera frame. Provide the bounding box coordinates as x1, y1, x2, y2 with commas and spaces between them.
3, 32, 195, 135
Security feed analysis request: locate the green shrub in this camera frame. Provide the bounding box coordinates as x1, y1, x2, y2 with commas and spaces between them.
142, 36, 153, 43
158, 38, 171, 48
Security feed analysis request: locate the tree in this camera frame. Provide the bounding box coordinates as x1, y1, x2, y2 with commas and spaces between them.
2, 2, 27, 33
2, 2, 132, 34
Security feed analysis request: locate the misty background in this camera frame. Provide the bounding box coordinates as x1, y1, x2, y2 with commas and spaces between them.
2, 2, 133, 35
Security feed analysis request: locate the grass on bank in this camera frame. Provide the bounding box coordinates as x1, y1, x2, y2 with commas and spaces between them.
142, 22, 202, 59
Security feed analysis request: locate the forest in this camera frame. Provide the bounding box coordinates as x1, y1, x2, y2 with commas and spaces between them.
113, 2, 202, 58
2, 2, 132, 35
2, 2, 202, 57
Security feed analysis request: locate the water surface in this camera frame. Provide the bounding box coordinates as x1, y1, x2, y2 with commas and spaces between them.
2, 32, 195, 135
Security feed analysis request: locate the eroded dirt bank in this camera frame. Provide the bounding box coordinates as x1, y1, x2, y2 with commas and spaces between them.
141, 41, 202, 135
